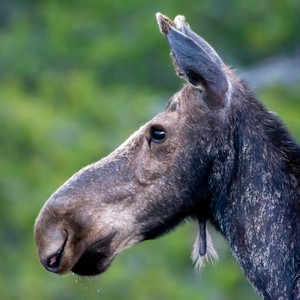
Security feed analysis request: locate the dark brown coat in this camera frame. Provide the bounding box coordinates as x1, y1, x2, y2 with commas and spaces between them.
34, 13, 300, 299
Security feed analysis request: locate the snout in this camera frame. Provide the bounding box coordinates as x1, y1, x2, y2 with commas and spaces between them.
34, 154, 146, 277
34, 199, 124, 276
35, 216, 120, 276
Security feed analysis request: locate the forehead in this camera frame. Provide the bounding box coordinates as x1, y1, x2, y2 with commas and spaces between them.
165, 84, 202, 113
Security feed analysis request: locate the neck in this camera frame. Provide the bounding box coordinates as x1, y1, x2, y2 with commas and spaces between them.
210, 99, 300, 299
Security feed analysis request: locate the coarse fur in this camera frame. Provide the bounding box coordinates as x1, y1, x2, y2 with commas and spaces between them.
34, 13, 300, 299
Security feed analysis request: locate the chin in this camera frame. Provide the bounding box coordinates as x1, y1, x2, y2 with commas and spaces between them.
71, 249, 114, 276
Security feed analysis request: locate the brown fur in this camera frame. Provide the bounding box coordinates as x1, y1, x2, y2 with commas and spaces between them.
35, 14, 300, 299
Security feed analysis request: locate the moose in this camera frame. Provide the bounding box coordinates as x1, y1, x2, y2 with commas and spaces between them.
34, 13, 300, 299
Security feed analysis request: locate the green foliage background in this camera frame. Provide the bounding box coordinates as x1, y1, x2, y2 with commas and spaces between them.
0, 1, 299, 299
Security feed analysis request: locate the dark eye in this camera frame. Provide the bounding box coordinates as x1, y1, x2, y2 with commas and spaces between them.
150, 126, 166, 143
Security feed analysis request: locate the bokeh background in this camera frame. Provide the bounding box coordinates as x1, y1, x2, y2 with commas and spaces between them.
1, 1, 300, 299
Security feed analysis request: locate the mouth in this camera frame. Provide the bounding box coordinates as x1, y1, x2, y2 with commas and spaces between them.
71, 230, 117, 276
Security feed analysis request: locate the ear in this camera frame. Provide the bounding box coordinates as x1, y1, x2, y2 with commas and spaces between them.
156, 13, 230, 109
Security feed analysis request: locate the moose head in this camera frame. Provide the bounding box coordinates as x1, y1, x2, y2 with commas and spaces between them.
34, 13, 229, 276
35, 14, 300, 299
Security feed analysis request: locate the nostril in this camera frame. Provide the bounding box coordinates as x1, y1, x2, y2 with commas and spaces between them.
42, 232, 68, 273
46, 250, 62, 270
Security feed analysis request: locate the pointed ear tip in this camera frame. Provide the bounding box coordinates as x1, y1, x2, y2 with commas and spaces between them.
174, 15, 187, 30
156, 12, 174, 34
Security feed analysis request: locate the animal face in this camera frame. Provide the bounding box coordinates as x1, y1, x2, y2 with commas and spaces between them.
34, 13, 233, 276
